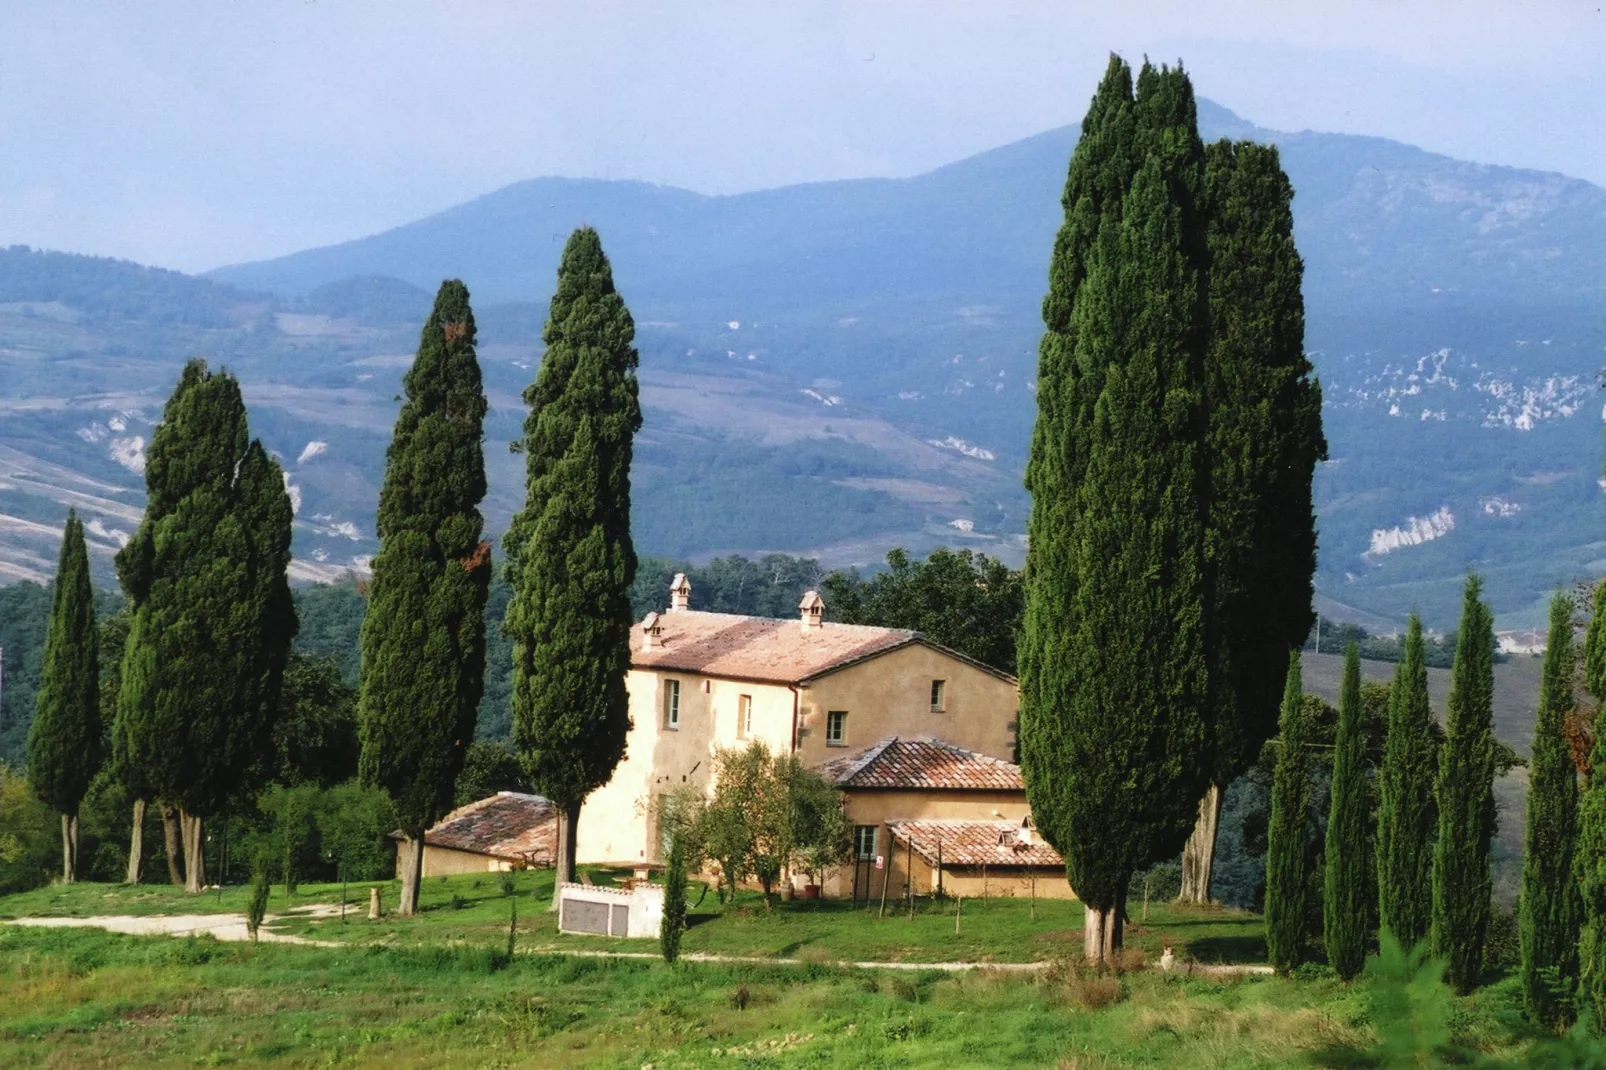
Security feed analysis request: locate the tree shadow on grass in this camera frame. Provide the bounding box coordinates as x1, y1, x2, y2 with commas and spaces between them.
1186, 933, 1267, 964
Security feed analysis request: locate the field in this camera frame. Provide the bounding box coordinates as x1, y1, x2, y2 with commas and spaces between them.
0, 871, 1591, 1068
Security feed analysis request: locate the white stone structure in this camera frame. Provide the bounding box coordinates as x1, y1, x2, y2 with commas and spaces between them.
556, 881, 664, 939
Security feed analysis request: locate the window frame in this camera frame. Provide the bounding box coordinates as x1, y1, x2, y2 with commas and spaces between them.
930, 679, 946, 712
853, 825, 877, 861
738, 694, 753, 739
665, 679, 681, 730
825, 709, 847, 746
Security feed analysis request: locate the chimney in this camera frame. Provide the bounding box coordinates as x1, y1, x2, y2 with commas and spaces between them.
640, 611, 664, 652
799, 590, 825, 632
669, 573, 691, 612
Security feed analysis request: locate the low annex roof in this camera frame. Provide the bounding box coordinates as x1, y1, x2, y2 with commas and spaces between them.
628, 609, 1015, 686
419, 792, 557, 864
887, 819, 1063, 869
821, 736, 1025, 791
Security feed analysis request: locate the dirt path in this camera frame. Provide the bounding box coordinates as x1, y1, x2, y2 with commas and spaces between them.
3, 913, 1274, 976
5, 903, 346, 946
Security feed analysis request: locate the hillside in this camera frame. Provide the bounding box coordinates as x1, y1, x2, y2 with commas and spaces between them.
2, 101, 1604, 626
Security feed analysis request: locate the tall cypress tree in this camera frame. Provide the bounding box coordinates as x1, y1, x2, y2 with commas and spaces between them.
1432, 574, 1497, 993
117, 360, 297, 893
505, 228, 641, 895
1264, 651, 1310, 972
1581, 434, 1606, 1033
26, 510, 102, 883
1324, 642, 1368, 981
1180, 139, 1325, 905
1020, 58, 1211, 961
358, 280, 491, 917
1520, 592, 1582, 1029
1377, 613, 1437, 950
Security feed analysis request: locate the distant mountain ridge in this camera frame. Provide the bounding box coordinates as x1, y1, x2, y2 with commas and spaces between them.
3, 101, 1604, 629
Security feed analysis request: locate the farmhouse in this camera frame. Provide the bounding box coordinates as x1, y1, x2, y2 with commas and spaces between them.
821, 736, 1070, 901
395, 791, 557, 877
577, 575, 1059, 898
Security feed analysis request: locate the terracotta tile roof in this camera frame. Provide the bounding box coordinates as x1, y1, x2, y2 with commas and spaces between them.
422, 792, 557, 864
630, 609, 918, 684
888, 820, 1064, 869
821, 736, 1024, 790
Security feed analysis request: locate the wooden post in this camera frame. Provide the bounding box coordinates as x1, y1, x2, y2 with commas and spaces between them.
955, 895, 962, 936
905, 836, 914, 919
936, 839, 943, 898
878, 831, 892, 918
982, 864, 988, 900
1031, 871, 1036, 922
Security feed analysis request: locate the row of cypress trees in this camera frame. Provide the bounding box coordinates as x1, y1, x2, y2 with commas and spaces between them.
23, 229, 641, 915
358, 228, 640, 915
26, 362, 299, 892
1018, 55, 1324, 958
1262, 572, 1601, 1032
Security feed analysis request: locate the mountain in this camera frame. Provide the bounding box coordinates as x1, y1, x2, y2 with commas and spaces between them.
3, 101, 1603, 628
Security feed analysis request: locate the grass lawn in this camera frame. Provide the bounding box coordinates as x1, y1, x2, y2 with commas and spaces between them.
0, 870, 1264, 966
4, 872, 1596, 1066
2, 920, 1571, 1069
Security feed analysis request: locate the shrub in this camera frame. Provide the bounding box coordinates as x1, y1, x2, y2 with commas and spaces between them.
661, 837, 687, 964
246, 866, 271, 942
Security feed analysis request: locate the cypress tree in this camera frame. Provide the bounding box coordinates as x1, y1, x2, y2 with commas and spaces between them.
1324, 642, 1368, 981
117, 360, 297, 893
1264, 651, 1310, 972
1432, 574, 1497, 993
1180, 139, 1325, 905
1580, 671, 1606, 1033
26, 510, 102, 882
1521, 592, 1582, 1029
1376, 613, 1437, 950
358, 280, 491, 917
661, 836, 687, 964
505, 228, 641, 895
1020, 58, 1211, 960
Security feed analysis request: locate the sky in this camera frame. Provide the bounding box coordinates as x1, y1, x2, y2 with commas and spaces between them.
3, 1, 1601, 273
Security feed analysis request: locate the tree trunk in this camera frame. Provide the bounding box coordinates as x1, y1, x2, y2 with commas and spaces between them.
1178, 782, 1224, 905
180, 809, 205, 893
61, 812, 77, 883
1083, 903, 1111, 962
162, 804, 184, 886
549, 802, 580, 911
125, 799, 146, 884
398, 834, 424, 917
1082, 889, 1130, 962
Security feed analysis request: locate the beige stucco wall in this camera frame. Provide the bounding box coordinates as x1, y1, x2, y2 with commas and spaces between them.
577, 668, 796, 865
841, 789, 1031, 828
394, 842, 515, 878
796, 643, 1016, 765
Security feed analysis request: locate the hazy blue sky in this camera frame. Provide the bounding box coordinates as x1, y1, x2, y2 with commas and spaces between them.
4, 1, 1601, 273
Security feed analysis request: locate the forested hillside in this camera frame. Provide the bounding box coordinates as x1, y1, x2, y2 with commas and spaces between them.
1, 101, 1603, 626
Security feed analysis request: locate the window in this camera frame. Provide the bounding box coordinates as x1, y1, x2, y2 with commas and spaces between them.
826, 710, 847, 746
930, 679, 946, 712
854, 825, 878, 861
664, 679, 681, 729
738, 694, 753, 739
